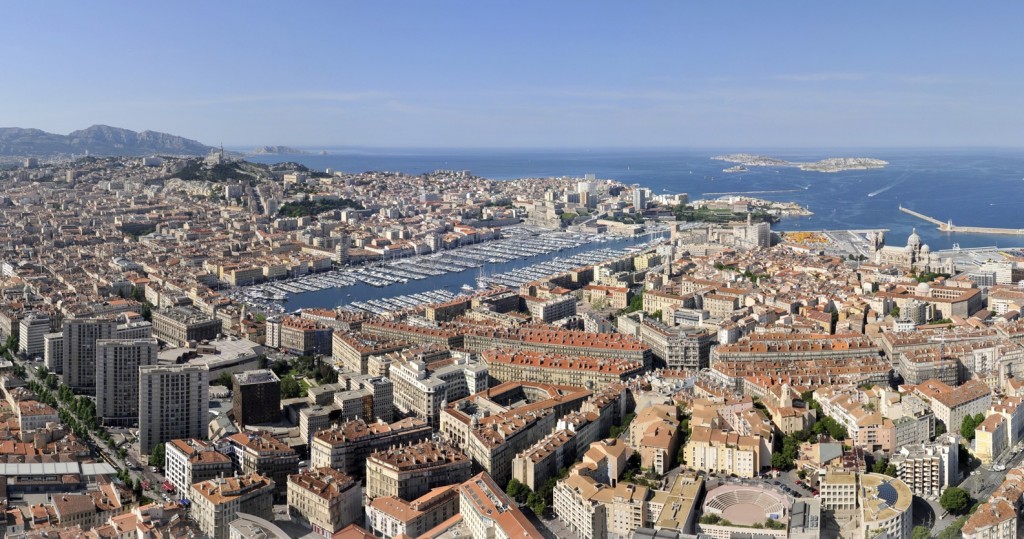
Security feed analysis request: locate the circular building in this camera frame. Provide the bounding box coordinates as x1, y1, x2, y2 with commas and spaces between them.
860, 473, 913, 539
699, 484, 790, 538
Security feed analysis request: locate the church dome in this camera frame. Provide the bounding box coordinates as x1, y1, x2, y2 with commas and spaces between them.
915, 282, 931, 296
907, 228, 922, 248
921, 244, 930, 254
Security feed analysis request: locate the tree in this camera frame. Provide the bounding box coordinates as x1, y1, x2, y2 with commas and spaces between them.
961, 415, 979, 440
626, 291, 643, 313
871, 458, 889, 475
505, 478, 530, 503
884, 464, 898, 478
526, 491, 546, 516
148, 443, 165, 468
912, 525, 931, 539
280, 376, 303, 399
771, 452, 791, 470
889, 305, 901, 318
212, 371, 233, 388
934, 420, 947, 437
940, 486, 971, 515
140, 302, 153, 322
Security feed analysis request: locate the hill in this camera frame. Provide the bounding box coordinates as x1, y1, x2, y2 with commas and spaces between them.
0, 124, 213, 157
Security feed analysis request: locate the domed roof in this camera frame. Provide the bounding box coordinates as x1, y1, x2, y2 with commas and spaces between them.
907, 228, 922, 248
915, 282, 931, 296
921, 244, 930, 253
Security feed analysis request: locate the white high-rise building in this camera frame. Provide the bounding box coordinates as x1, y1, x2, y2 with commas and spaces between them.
139, 364, 209, 454
96, 338, 158, 426
18, 312, 50, 358
62, 318, 117, 394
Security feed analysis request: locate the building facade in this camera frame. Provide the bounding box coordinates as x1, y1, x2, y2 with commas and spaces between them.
365, 440, 472, 502
287, 467, 362, 537
232, 369, 282, 427
164, 438, 234, 497
139, 363, 210, 453
191, 474, 275, 539
95, 338, 158, 426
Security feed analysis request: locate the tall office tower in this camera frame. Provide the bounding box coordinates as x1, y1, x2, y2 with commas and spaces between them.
139, 364, 210, 454
233, 370, 282, 427
62, 318, 117, 394
95, 338, 159, 426
633, 187, 648, 210
18, 312, 50, 358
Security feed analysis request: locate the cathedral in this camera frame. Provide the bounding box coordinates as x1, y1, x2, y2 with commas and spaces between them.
869, 229, 954, 274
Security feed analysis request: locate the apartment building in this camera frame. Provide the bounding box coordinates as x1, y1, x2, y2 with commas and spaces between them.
279, 316, 332, 356
462, 326, 651, 367
439, 382, 592, 485
554, 474, 651, 539
18, 312, 49, 358
227, 431, 300, 500
524, 294, 577, 323
512, 429, 578, 491
458, 472, 543, 539
309, 417, 431, 478
481, 349, 644, 389
365, 440, 472, 502
331, 331, 407, 375
635, 318, 713, 369
152, 306, 222, 347
191, 473, 275, 539
364, 484, 460, 539
974, 413, 1007, 465
95, 338, 158, 426
139, 363, 209, 453
17, 400, 58, 433
390, 354, 488, 427
287, 467, 362, 537
890, 435, 959, 497
685, 426, 763, 478
629, 405, 681, 475
62, 317, 116, 394
164, 438, 233, 497
911, 379, 992, 435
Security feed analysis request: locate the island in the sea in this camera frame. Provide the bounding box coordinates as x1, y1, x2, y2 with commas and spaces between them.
251, 145, 309, 155
712, 153, 888, 173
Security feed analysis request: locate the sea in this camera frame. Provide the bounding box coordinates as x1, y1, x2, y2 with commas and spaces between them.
249, 148, 1024, 252
242, 148, 1024, 309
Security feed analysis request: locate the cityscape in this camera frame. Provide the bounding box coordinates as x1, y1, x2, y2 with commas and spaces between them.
1, 3, 1024, 539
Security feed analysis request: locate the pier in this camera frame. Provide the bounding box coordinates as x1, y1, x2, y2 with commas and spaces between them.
899, 205, 1024, 236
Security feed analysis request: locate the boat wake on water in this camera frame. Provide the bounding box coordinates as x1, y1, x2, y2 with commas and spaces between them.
867, 172, 911, 197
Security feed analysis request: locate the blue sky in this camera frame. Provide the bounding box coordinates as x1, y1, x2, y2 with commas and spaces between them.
2, 2, 1022, 148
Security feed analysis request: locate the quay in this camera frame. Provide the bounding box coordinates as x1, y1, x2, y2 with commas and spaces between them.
899, 205, 1024, 236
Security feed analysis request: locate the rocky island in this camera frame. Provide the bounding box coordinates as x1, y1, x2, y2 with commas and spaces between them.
251, 145, 308, 155
712, 153, 888, 172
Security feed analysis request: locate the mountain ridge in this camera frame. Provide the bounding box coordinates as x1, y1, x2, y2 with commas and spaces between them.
0, 124, 213, 157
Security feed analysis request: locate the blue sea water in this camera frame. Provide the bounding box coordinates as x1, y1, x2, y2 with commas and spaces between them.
249, 148, 1024, 251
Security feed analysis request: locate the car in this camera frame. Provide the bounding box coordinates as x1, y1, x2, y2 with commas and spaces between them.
772, 480, 780, 485
971, 471, 980, 476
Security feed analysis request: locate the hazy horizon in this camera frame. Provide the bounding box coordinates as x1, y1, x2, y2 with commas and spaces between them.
3, 2, 1022, 149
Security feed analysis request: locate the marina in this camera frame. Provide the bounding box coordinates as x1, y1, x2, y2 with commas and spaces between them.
226, 226, 668, 315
